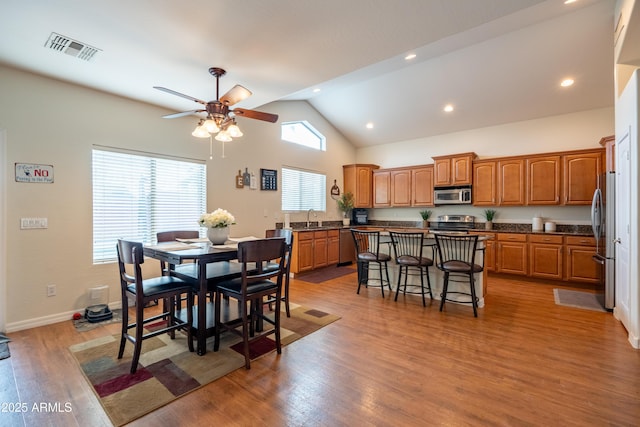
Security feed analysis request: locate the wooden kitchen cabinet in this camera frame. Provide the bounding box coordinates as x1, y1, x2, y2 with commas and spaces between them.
343, 164, 379, 208
327, 229, 340, 265
563, 150, 603, 205
470, 231, 496, 271
527, 155, 561, 205
373, 170, 391, 207
498, 158, 526, 205
565, 235, 601, 283
313, 230, 328, 269
411, 165, 434, 206
472, 160, 497, 206
292, 231, 314, 273
496, 233, 528, 275
529, 234, 563, 280
374, 166, 426, 207
432, 152, 476, 186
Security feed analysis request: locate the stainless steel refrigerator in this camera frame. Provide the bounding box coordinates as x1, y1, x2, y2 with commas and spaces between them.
591, 171, 615, 310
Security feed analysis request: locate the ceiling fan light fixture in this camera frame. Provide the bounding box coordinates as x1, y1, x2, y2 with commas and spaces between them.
215, 130, 232, 142
192, 121, 210, 138
227, 122, 243, 138
203, 118, 220, 133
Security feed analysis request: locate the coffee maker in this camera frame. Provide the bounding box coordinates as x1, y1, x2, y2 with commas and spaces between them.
352, 208, 368, 225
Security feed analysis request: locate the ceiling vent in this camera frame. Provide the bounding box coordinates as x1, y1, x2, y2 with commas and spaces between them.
44, 32, 100, 61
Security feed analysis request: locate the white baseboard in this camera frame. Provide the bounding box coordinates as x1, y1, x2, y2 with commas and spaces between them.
5, 301, 122, 333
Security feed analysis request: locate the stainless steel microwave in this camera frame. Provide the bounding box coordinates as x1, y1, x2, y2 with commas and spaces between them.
434, 187, 472, 205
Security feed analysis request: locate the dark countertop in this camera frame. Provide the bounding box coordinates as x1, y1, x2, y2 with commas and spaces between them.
275, 221, 593, 237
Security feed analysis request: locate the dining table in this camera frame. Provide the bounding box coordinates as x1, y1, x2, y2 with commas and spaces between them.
143, 237, 256, 355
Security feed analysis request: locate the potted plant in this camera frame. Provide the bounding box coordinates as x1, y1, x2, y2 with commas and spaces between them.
483, 209, 497, 230
337, 192, 355, 226
419, 210, 432, 228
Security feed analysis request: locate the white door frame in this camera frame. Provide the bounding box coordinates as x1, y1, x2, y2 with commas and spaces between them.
0, 129, 6, 333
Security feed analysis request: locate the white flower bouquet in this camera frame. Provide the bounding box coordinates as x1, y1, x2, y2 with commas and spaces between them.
198, 208, 236, 228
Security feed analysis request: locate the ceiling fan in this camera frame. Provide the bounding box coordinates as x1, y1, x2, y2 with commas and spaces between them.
154, 67, 278, 141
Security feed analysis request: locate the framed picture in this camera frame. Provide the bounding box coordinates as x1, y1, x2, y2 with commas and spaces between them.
260, 168, 277, 191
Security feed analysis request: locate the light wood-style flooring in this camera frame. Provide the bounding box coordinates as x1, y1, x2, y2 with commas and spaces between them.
1, 271, 639, 426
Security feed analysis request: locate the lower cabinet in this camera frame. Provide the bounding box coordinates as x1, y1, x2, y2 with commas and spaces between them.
291, 229, 341, 274
564, 236, 600, 283
496, 233, 528, 275
490, 232, 600, 284
529, 234, 563, 280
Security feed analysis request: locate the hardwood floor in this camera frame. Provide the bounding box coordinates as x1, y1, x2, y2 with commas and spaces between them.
2, 272, 639, 426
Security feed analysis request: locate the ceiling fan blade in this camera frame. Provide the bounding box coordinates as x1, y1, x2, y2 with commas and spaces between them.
220, 85, 252, 106
154, 86, 207, 105
233, 108, 279, 123
162, 110, 205, 119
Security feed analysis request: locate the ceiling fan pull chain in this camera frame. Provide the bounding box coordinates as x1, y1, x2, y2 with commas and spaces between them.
209, 135, 213, 160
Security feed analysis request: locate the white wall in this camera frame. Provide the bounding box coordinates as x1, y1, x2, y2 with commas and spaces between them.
0, 65, 355, 330
356, 107, 614, 224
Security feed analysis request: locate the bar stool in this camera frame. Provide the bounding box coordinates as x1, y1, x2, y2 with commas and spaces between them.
389, 231, 434, 307
351, 229, 392, 297
434, 233, 483, 317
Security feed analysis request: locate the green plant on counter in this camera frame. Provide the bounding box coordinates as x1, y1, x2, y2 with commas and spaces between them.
337, 192, 355, 217
419, 210, 432, 220
484, 209, 497, 221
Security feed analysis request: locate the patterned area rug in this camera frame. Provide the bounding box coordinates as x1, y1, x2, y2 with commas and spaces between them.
553, 289, 606, 312
296, 265, 357, 284
69, 304, 340, 426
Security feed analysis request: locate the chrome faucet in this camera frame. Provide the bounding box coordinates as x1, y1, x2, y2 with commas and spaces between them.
306, 209, 316, 228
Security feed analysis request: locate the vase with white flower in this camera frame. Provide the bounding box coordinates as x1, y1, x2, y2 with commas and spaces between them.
198, 208, 236, 244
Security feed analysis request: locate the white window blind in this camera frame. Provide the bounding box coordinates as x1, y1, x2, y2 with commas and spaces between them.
281, 167, 326, 211
92, 148, 206, 263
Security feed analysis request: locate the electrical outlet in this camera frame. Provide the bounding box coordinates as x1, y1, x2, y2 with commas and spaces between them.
47, 284, 56, 297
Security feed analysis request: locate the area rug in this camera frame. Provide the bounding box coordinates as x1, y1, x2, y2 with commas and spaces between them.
296, 265, 356, 284
69, 303, 340, 426
553, 289, 606, 312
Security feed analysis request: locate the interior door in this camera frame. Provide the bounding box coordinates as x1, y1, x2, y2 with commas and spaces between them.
615, 130, 631, 329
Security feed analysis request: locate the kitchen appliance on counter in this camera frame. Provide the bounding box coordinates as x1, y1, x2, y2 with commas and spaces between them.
352, 208, 368, 225
591, 171, 615, 310
429, 215, 476, 232
434, 186, 472, 205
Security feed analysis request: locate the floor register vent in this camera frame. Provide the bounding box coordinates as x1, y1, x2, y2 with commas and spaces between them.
45, 32, 101, 61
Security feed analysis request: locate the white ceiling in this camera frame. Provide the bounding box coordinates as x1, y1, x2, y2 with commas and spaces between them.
0, 0, 616, 147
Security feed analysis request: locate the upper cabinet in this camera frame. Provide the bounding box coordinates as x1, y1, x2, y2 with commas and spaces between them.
497, 158, 526, 205
472, 148, 604, 207
432, 152, 476, 187
372, 165, 434, 208
343, 164, 379, 208
411, 165, 434, 207
526, 155, 561, 205
472, 160, 497, 206
563, 150, 603, 205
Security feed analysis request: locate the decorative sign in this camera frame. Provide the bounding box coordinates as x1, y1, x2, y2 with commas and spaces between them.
260, 168, 277, 191
15, 163, 54, 183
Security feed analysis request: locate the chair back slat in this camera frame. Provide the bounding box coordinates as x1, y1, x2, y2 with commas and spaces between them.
157, 230, 199, 243
238, 238, 286, 288
351, 229, 383, 257
389, 231, 425, 262
434, 233, 479, 268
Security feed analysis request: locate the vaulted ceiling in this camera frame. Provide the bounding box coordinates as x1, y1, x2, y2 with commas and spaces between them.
0, 0, 616, 147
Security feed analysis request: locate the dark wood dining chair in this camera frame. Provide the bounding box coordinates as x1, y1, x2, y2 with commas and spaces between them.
116, 239, 194, 374
434, 233, 483, 317
351, 229, 392, 297
156, 230, 201, 309
389, 231, 434, 306
265, 229, 294, 317
213, 238, 286, 369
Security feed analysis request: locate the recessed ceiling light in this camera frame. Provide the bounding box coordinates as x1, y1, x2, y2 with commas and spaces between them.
564, 0, 577, 4
313, 88, 321, 93
560, 78, 574, 87
443, 104, 454, 112
366, 122, 374, 129
404, 53, 416, 61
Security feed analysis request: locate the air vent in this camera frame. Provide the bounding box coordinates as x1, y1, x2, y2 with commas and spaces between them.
44, 32, 100, 61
